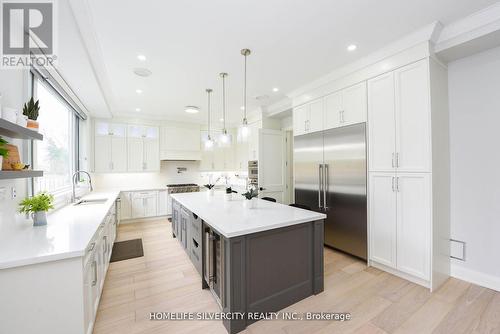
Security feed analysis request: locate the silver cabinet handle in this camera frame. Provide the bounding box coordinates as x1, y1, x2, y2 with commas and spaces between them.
341, 110, 345, 123
396, 177, 400, 192
323, 164, 329, 210
87, 242, 95, 253
318, 164, 323, 209
396, 153, 400, 168
392, 153, 395, 168
91, 260, 97, 286
392, 177, 395, 192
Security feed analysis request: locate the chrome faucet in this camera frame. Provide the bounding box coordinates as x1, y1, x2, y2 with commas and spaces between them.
72, 170, 93, 202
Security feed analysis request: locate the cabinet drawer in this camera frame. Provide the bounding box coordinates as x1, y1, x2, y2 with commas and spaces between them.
190, 237, 202, 276
191, 213, 201, 242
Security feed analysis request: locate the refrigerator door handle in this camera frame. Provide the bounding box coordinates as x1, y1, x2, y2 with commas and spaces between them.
318, 164, 323, 209
323, 164, 329, 210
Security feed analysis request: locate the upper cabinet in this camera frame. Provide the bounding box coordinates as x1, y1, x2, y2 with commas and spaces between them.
293, 82, 367, 136
93, 121, 159, 173
160, 126, 201, 160
368, 60, 431, 173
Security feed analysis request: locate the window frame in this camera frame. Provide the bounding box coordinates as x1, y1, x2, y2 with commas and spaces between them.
30, 70, 81, 203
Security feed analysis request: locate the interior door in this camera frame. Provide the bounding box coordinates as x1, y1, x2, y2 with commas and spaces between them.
294, 131, 323, 211
369, 172, 397, 268
395, 60, 431, 172
396, 173, 431, 280
367, 72, 396, 172
258, 129, 285, 203
323, 123, 367, 259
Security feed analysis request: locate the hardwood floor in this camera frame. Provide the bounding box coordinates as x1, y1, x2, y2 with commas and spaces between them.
94, 219, 500, 334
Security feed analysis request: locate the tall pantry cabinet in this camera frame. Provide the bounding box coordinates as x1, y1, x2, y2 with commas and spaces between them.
367, 58, 450, 290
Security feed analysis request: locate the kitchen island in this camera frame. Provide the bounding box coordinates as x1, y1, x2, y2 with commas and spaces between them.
170, 192, 326, 334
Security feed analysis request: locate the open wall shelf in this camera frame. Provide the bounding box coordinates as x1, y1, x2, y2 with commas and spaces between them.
0, 170, 43, 180
0, 119, 43, 141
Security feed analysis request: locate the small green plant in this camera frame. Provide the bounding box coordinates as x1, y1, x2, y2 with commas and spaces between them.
0, 136, 8, 158
204, 184, 215, 190
18, 192, 54, 214
242, 188, 258, 200
22, 97, 40, 121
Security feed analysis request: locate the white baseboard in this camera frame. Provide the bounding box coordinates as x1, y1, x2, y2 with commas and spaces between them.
451, 264, 500, 292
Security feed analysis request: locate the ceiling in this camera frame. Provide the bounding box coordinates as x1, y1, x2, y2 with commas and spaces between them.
66, 0, 498, 125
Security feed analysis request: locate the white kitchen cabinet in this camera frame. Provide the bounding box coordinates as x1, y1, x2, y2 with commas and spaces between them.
94, 122, 127, 173
235, 141, 249, 171
131, 191, 158, 218
341, 82, 367, 126
160, 126, 201, 160
394, 61, 431, 173
120, 192, 132, 220
144, 139, 160, 171
324, 91, 342, 130
293, 105, 308, 136
368, 72, 396, 172
368, 60, 431, 173
127, 137, 159, 172
157, 190, 168, 216
396, 173, 431, 280
293, 100, 323, 135
248, 123, 260, 161
144, 194, 158, 217
369, 172, 397, 268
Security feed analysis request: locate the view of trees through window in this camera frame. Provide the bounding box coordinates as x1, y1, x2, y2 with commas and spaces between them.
33, 79, 76, 194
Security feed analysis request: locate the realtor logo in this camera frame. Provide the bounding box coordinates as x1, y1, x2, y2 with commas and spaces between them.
1, 0, 56, 68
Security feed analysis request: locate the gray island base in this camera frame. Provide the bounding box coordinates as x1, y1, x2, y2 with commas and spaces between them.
170, 193, 325, 333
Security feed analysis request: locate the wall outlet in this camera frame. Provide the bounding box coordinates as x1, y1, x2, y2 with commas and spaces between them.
11, 186, 16, 199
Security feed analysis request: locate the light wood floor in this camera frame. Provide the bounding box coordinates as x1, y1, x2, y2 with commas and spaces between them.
94, 219, 500, 334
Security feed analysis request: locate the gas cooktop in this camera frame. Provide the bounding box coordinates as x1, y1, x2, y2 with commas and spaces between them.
166, 183, 199, 187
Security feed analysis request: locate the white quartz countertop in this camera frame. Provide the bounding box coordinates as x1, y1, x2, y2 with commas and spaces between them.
0, 191, 120, 270
171, 192, 326, 238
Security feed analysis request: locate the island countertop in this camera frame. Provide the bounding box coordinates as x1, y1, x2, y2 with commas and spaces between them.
170, 192, 326, 238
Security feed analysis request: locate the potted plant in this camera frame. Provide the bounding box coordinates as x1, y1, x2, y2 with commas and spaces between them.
242, 188, 258, 209
0, 136, 8, 171
204, 184, 215, 196
22, 97, 40, 131
18, 192, 54, 226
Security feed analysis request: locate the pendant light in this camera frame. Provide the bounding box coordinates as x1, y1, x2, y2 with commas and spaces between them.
239, 48, 251, 141
219, 72, 231, 146
205, 88, 214, 150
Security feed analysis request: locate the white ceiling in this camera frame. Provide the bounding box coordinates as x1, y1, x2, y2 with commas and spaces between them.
66, 0, 498, 125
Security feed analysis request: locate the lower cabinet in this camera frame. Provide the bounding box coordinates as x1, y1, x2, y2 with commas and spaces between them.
369, 172, 431, 282
120, 190, 171, 221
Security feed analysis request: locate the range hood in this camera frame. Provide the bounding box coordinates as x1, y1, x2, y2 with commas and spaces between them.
160, 150, 201, 161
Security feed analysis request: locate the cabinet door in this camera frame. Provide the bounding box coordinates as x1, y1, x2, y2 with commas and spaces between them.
120, 192, 132, 220
293, 105, 308, 136
144, 195, 158, 217
368, 72, 396, 172
248, 123, 260, 161
144, 139, 160, 171
94, 136, 111, 172
396, 173, 431, 280
308, 99, 324, 133
395, 60, 431, 172
324, 91, 342, 130
127, 138, 144, 172
213, 146, 225, 171
110, 123, 127, 137
83, 259, 94, 334
128, 124, 145, 138
131, 196, 145, 218
223, 146, 235, 170
200, 149, 214, 171
369, 172, 397, 268
342, 82, 367, 126
235, 141, 249, 171
157, 190, 168, 216
111, 137, 127, 172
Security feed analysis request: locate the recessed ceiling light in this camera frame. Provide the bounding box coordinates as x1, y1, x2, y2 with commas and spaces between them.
137, 54, 146, 61
133, 68, 152, 77
185, 106, 200, 114
347, 44, 357, 52
136, 89, 143, 94
272, 87, 279, 92
135, 108, 141, 112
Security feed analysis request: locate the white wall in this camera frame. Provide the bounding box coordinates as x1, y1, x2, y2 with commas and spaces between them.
449, 45, 500, 291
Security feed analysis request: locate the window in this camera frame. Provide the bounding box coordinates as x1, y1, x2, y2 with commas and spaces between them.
33, 78, 79, 196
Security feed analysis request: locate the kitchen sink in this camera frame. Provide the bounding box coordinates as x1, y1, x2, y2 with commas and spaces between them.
73, 198, 108, 206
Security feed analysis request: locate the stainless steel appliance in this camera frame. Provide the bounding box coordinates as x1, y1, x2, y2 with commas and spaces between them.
166, 183, 200, 194
248, 160, 258, 188
204, 226, 225, 308
294, 123, 367, 259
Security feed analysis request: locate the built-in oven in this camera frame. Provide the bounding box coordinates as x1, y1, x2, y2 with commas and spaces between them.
204, 225, 224, 308
248, 160, 258, 188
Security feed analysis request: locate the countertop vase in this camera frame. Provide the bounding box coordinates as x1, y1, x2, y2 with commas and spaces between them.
32, 211, 47, 226
243, 198, 257, 209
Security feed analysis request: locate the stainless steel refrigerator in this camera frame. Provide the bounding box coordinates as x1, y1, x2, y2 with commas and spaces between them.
294, 123, 367, 260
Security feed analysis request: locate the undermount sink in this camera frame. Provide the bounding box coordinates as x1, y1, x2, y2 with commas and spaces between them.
73, 198, 108, 206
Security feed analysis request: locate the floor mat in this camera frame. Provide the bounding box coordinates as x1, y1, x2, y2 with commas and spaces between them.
110, 238, 144, 262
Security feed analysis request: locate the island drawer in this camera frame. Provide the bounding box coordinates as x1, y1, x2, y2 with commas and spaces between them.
190, 237, 202, 275
191, 213, 202, 242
